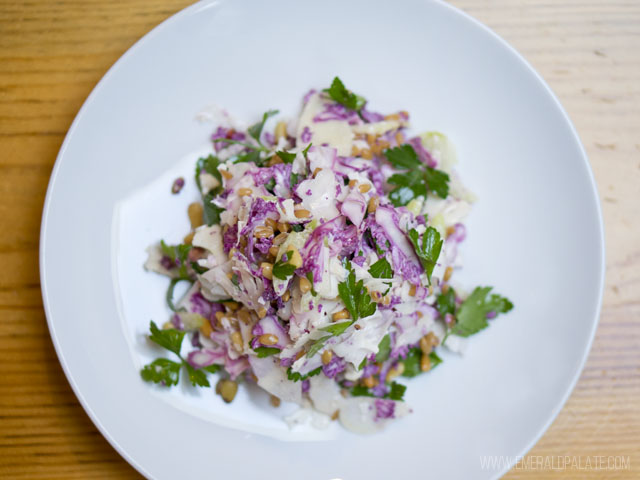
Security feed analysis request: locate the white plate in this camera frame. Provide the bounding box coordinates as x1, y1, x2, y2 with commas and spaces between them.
40, 0, 605, 478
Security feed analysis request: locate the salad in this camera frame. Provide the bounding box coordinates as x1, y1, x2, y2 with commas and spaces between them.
142, 77, 513, 433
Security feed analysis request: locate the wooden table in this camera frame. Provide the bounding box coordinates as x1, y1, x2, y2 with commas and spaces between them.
1, 1, 638, 478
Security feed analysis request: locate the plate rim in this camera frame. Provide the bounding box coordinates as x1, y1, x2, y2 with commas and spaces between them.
39, 1, 606, 478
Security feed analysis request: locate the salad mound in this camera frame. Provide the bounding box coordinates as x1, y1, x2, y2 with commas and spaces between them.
142, 77, 513, 433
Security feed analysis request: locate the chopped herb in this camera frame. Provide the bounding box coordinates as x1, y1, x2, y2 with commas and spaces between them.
401, 348, 422, 378
375, 335, 391, 363
450, 287, 513, 338
253, 346, 281, 358
140, 358, 181, 386
436, 288, 457, 317
166, 278, 192, 312
230, 273, 239, 286
302, 143, 312, 160
407, 226, 443, 285
195, 155, 222, 191
190, 261, 208, 275
305, 272, 318, 296
338, 261, 377, 322
149, 320, 185, 356
401, 347, 443, 378
272, 251, 297, 280
275, 150, 297, 164
384, 144, 450, 206
264, 178, 276, 194
248, 110, 279, 145
202, 364, 221, 374
140, 321, 221, 389
234, 149, 263, 166
429, 351, 443, 368
385, 144, 422, 170
320, 321, 352, 336
324, 76, 366, 112
202, 191, 224, 226
291, 224, 304, 232
290, 172, 300, 189
287, 365, 322, 382
160, 240, 192, 278
388, 381, 406, 401
368, 258, 393, 279
184, 363, 210, 387
351, 385, 374, 397
358, 357, 368, 371
305, 335, 332, 358
351, 381, 406, 401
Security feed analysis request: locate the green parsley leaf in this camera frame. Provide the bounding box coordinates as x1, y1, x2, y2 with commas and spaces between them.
202, 191, 224, 226
290, 172, 300, 188
166, 278, 191, 312
375, 334, 391, 363
190, 261, 208, 275
253, 346, 281, 358
305, 335, 332, 358
429, 351, 443, 368
184, 363, 210, 387
384, 145, 450, 206
302, 143, 312, 160
337, 262, 377, 322
368, 258, 393, 279
195, 155, 222, 191
451, 287, 514, 337
272, 251, 297, 280
234, 149, 262, 166
305, 272, 317, 296
275, 150, 297, 164
202, 364, 221, 374
351, 385, 374, 397
358, 357, 368, 371
408, 226, 443, 285
436, 288, 457, 317
160, 240, 193, 278
148, 321, 185, 356
291, 224, 304, 232
140, 358, 181, 386
401, 347, 443, 378
424, 166, 450, 198
324, 76, 366, 112
287, 366, 322, 382
388, 381, 407, 401
385, 144, 422, 170
319, 321, 352, 336
248, 109, 278, 144
401, 348, 422, 378
264, 178, 276, 194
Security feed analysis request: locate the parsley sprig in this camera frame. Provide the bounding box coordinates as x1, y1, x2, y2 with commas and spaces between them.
368, 258, 393, 279
140, 321, 220, 388
408, 226, 443, 285
401, 348, 443, 378
443, 287, 513, 341
195, 155, 225, 225
324, 77, 366, 112
338, 262, 377, 322
384, 144, 450, 206
351, 381, 407, 401
272, 250, 297, 280
305, 262, 377, 358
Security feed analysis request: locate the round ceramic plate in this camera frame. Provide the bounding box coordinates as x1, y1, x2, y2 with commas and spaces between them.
40, 0, 605, 478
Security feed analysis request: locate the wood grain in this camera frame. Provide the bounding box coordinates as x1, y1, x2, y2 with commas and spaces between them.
0, 0, 638, 478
